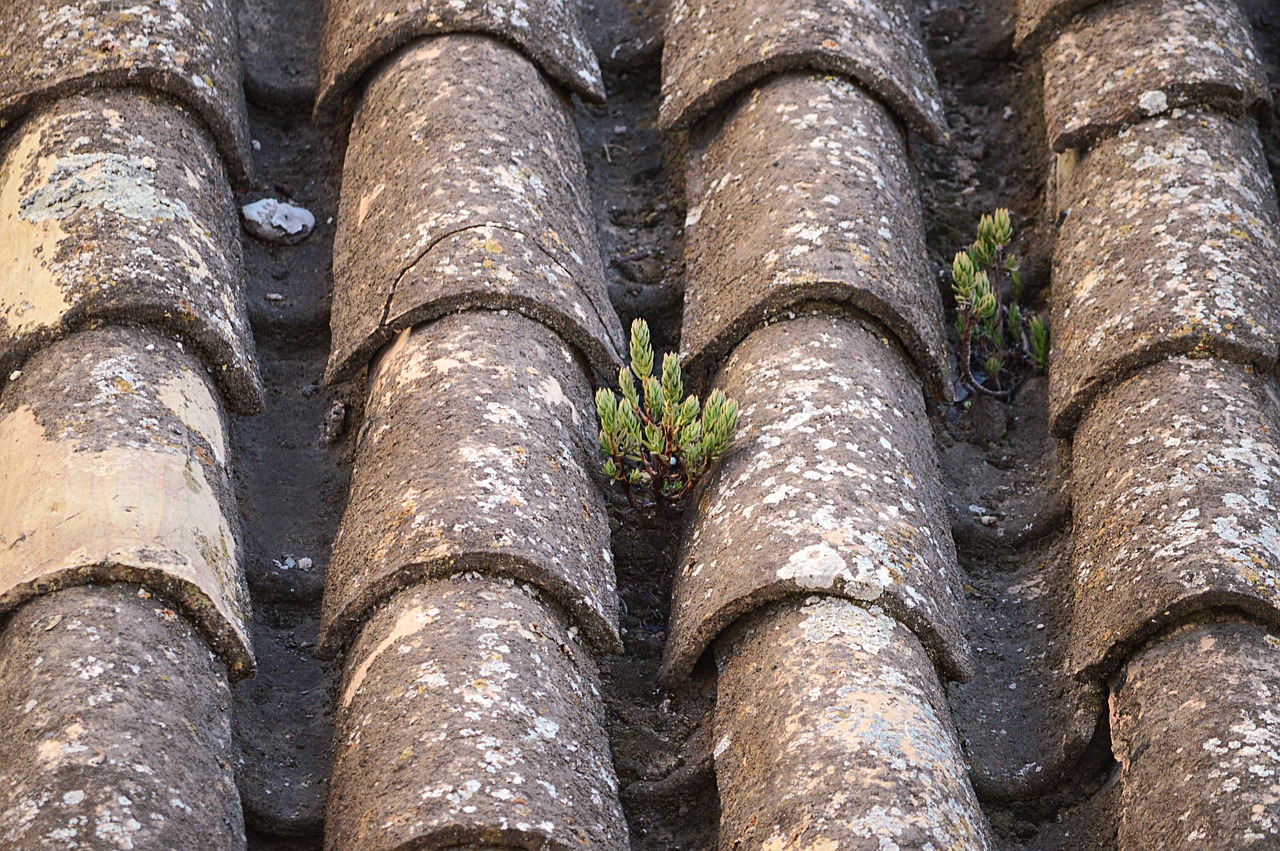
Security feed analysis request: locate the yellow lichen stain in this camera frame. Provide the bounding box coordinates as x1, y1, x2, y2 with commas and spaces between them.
482, 237, 504, 254
0, 123, 73, 334
155, 371, 227, 466
0, 405, 246, 660
341, 605, 434, 707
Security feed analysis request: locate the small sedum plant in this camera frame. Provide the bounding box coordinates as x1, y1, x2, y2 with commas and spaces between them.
596, 319, 740, 512
951, 208, 1048, 399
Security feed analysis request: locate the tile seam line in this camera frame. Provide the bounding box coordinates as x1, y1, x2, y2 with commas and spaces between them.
373, 221, 621, 361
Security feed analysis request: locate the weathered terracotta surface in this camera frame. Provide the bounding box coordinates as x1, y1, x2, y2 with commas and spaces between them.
680, 73, 950, 403
0, 584, 245, 849
1112, 621, 1280, 849
0, 0, 252, 186
1048, 110, 1280, 437
322, 312, 619, 657
328, 576, 627, 850
1070, 358, 1280, 680
663, 316, 971, 685
326, 36, 622, 384
714, 596, 992, 850
314, 0, 604, 124
0, 91, 263, 415
0, 327, 253, 679
661, 0, 946, 141
1014, 0, 1097, 53
1043, 0, 1269, 153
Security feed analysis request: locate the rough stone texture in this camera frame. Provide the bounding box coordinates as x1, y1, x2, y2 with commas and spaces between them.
0, 0, 253, 187
0, 584, 245, 850
1111, 621, 1280, 849
662, 316, 971, 686
0, 327, 253, 679
0, 90, 263, 415
321, 311, 620, 658
660, 0, 946, 141
714, 596, 992, 850
679, 73, 951, 403
314, 0, 604, 124
1070, 358, 1280, 680
325, 36, 623, 385
1043, 0, 1270, 154
1048, 110, 1280, 438
1014, 0, 1097, 53
327, 575, 627, 850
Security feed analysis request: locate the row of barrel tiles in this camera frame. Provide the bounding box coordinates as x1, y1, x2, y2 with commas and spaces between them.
1, 0, 1280, 848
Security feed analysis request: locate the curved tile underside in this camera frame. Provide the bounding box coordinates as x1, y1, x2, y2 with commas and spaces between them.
679, 72, 951, 404
1042, 0, 1270, 154
0, 585, 244, 849
328, 576, 627, 850
660, 0, 946, 141
1048, 109, 1280, 437
1071, 358, 1280, 681
663, 316, 971, 685
321, 311, 621, 658
714, 597, 992, 849
313, 0, 605, 124
0, 91, 263, 415
325, 35, 623, 385
0, 0, 253, 186
0, 327, 254, 679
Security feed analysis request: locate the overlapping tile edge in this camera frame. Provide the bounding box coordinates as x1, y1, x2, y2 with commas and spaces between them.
0, 0, 259, 846
1024, 0, 1280, 843
656, 0, 994, 845
316, 6, 628, 847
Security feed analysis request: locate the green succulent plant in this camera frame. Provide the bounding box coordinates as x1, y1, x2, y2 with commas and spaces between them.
951, 208, 1048, 398
595, 319, 739, 512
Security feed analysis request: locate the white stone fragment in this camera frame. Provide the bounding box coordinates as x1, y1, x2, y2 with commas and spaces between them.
241, 198, 316, 244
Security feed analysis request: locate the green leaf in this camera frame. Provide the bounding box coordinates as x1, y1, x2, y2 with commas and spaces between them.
629, 318, 653, 380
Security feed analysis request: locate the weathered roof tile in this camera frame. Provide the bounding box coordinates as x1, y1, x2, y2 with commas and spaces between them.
0, 327, 254, 679
1048, 110, 1280, 437
1070, 358, 1280, 680
1111, 622, 1280, 848
1043, 0, 1269, 153
663, 316, 971, 685
0, 91, 264, 415
321, 311, 620, 657
0, 584, 244, 849
325, 36, 623, 385
660, 0, 946, 140
314, 0, 605, 124
0, 0, 253, 186
328, 576, 628, 850
714, 597, 992, 849
679, 73, 951, 403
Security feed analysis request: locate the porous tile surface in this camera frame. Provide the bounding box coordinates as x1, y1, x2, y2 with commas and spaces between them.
679, 73, 950, 403
1048, 110, 1280, 437
1014, 0, 1097, 53
0, 327, 253, 679
714, 597, 992, 850
326, 35, 623, 384
1111, 622, 1280, 849
1070, 358, 1280, 680
0, 90, 263, 415
1043, 0, 1269, 153
663, 316, 971, 685
0, 0, 252, 186
314, 0, 604, 124
327, 576, 627, 851
660, 0, 946, 140
0, 584, 244, 850
321, 311, 619, 657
